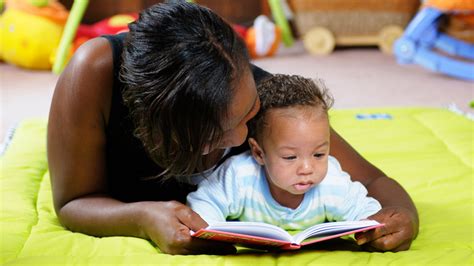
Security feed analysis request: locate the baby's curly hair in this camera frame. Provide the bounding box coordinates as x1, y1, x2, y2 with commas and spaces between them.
249, 74, 334, 140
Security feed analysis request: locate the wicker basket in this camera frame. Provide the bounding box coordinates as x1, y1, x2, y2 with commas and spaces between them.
289, 0, 420, 13
289, 0, 419, 35
287, 0, 421, 54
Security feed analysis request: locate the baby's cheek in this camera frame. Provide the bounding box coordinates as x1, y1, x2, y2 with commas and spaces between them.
322, 162, 329, 172
318, 161, 329, 180
271, 164, 292, 180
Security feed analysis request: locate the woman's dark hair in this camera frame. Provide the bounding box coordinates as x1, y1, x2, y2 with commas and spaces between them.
120, 2, 249, 178
248, 74, 334, 141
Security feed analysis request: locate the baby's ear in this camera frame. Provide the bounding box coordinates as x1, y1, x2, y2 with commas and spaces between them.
248, 138, 265, 165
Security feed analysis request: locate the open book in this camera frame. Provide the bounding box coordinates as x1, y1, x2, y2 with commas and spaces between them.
191, 220, 383, 250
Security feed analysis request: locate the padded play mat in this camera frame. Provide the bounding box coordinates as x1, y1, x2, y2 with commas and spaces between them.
1, 107, 472, 265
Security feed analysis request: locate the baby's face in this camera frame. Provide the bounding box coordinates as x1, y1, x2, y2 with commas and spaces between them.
259, 106, 330, 197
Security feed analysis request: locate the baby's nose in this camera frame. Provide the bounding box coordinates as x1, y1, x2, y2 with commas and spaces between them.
298, 159, 314, 175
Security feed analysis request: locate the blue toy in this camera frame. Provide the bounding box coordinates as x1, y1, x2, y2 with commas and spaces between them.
394, 7, 474, 81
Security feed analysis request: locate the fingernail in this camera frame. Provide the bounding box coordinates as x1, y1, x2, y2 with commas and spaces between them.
357, 237, 367, 245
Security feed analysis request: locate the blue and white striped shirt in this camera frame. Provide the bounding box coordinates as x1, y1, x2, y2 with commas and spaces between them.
187, 151, 381, 230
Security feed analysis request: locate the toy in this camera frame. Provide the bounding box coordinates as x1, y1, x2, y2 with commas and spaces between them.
73, 14, 137, 52
438, 0, 474, 44
393, 0, 474, 81
0, 0, 68, 70
232, 24, 248, 39
52, 0, 88, 74
231, 15, 281, 59
268, 0, 294, 47
244, 15, 282, 58
284, 0, 420, 55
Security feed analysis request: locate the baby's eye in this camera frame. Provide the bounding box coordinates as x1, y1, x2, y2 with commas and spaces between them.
314, 153, 326, 158
282, 155, 297, 160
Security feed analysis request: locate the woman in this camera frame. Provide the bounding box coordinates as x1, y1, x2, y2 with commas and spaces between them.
47, 2, 418, 255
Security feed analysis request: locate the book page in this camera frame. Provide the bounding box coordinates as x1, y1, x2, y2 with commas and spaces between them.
205, 221, 293, 242
293, 220, 381, 244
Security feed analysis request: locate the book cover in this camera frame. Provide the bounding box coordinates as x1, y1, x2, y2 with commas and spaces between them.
191, 220, 383, 250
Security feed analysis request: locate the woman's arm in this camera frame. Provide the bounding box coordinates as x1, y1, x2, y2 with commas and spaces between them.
47, 38, 234, 255
329, 128, 419, 251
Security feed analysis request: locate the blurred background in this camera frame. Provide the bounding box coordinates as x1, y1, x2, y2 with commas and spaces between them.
1, 0, 473, 142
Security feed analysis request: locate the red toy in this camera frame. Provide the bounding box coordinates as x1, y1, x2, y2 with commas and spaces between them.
73, 13, 137, 51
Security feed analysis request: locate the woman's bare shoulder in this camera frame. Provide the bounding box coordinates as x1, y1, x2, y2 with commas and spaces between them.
54, 37, 115, 124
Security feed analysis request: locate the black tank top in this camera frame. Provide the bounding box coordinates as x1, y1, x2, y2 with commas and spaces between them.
102, 33, 270, 203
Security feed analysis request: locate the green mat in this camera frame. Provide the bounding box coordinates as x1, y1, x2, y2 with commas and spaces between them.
1, 108, 473, 265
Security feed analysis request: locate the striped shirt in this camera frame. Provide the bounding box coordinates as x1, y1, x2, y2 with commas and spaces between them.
187, 151, 381, 230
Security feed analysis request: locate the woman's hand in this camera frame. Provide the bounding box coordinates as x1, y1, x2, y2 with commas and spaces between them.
139, 201, 236, 255
355, 206, 418, 252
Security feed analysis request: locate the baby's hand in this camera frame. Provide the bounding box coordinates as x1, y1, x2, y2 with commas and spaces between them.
355, 206, 418, 252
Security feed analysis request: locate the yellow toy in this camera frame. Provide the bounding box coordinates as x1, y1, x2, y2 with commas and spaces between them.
0, 0, 68, 70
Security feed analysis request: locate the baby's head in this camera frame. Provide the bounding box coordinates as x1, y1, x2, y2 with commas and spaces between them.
248, 74, 334, 204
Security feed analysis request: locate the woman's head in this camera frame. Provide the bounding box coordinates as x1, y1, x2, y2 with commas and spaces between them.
120, 2, 255, 177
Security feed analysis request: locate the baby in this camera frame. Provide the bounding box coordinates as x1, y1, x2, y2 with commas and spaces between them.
187, 74, 381, 230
